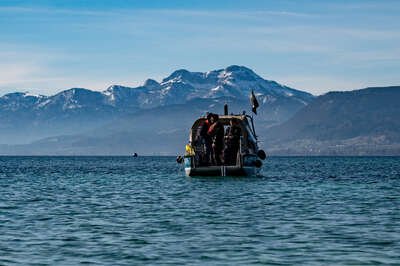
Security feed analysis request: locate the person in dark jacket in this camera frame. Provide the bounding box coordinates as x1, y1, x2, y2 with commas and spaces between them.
195, 113, 213, 165
207, 114, 224, 165
224, 119, 242, 165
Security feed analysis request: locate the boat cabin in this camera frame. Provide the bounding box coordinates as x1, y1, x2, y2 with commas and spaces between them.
182, 113, 265, 176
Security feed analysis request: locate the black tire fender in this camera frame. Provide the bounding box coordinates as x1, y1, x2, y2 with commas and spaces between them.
254, 159, 263, 168
257, 149, 267, 160
176, 156, 184, 164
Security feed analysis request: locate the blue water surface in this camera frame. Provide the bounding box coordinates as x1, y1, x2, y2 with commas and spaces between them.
0, 156, 399, 265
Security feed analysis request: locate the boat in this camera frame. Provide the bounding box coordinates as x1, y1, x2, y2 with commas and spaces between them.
177, 104, 266, 177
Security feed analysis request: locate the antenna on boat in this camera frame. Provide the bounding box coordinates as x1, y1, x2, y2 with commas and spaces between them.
250, 114, 258, 141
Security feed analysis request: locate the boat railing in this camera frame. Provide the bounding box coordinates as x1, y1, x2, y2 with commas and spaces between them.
238, 136, 244, 167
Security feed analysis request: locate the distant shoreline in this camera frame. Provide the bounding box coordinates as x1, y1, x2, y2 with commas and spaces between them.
0, 155, 399, 157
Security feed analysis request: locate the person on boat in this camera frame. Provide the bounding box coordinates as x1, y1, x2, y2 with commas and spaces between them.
195, 113, 213, 165
207, 113, 224, 165
224, 119, 242, 165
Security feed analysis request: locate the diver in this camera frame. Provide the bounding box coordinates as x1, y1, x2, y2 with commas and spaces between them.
207, 114, 224, 165
224, 119, 242, 165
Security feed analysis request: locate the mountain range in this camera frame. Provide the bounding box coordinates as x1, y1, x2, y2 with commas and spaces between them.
0, 65, 399, 155
0, 65, 312, 145
265, 86, 400, 155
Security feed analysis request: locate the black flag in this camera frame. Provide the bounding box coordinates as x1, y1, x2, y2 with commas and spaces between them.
250, 90, 259, 114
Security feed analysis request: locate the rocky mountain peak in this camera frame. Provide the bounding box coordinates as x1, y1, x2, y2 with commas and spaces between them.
162, 69, 205, 84
144, 79, 160, 88
222, 65, 260, 82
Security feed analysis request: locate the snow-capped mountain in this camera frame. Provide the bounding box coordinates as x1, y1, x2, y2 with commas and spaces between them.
0, 65, 314, 144
1, 65, 312, 112
103, 65, 313, 108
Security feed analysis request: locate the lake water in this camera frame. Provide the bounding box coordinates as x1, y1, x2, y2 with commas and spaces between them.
0, 156, 399, 265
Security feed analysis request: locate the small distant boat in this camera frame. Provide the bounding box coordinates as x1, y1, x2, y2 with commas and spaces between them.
132, 153, 138, 157
177, 103, 266, 177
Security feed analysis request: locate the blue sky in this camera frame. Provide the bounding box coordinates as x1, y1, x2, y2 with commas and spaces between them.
0, 0, 399, 95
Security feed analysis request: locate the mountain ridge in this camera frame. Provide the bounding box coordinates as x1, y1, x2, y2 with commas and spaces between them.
1, 86, 399, 155
1, 65, 313, 107
0, 65, 314, 144
264, 86, 400, 155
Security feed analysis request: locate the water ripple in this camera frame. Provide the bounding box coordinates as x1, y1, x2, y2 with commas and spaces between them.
0, 156, 399, 265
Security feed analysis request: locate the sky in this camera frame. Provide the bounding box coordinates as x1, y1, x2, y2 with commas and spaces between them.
0, 0, 399, 95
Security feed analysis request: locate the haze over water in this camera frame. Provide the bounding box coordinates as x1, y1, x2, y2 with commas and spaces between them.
1, 156, 399, 265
